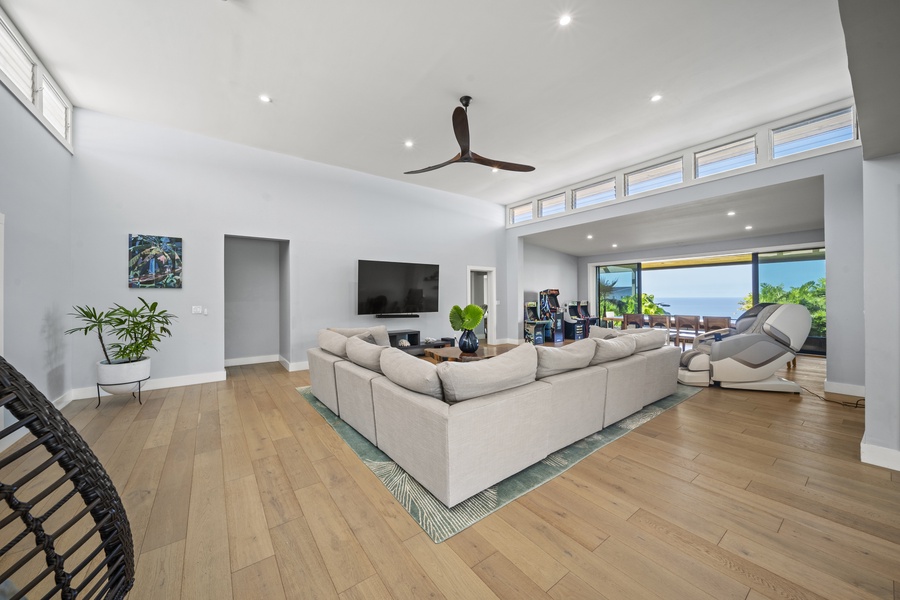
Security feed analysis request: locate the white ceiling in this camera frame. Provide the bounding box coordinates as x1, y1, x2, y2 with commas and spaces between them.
1, 0, 853, 208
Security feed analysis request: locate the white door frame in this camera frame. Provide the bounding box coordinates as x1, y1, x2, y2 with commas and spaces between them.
466, 265, 496, 345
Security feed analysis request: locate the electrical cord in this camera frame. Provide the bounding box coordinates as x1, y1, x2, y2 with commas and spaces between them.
798, 383, 865, 408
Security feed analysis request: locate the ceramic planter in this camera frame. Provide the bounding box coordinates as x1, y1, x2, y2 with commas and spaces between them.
97, 357, 151, 395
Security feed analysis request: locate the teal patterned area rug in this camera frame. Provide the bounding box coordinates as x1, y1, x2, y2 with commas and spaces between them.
296, 384, 702, 543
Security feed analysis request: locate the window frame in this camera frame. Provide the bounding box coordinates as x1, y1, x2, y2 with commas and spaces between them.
509, 201, 534, 225
694, 136, 757, 179
0, 6, 73, 153
770, 107, 855, 161
537, 193, 566, 218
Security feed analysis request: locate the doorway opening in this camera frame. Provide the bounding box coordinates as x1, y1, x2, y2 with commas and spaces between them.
467, 266, 496, 345
224, 235, 291, 368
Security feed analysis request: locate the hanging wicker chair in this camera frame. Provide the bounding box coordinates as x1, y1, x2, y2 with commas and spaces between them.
0, 356, 134, 599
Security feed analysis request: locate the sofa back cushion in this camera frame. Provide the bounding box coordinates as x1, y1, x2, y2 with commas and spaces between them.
345, 335, 386, 373
590, 335, 637, 365
588, 327, 618, 340
380, 348, 443, 400
616, 328, 668, 351
328, 325, 390, 347
318, 329, 351, 357
535, 339, 595, 379
436, 343, 537, 404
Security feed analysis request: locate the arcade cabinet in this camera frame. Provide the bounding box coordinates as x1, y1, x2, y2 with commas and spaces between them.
578, 301, 599, 326
564, 302, 587, 340
524, 302, 551, 345
539, 289, 565, 344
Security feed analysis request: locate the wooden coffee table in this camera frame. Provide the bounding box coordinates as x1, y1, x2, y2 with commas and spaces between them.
424, 344, 517, 363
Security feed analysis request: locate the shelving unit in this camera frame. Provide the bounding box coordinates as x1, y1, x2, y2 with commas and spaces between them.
388, 329, 455, 356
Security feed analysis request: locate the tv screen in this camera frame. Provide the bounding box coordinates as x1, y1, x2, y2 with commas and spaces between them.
357, 260, 440, 315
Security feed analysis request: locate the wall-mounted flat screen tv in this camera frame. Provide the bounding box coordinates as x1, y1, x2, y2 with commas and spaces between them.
357, 260, 440, 315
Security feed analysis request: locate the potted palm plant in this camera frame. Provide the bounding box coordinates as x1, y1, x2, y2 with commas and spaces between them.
65, 298, 177, 395
449, 304, 484, 353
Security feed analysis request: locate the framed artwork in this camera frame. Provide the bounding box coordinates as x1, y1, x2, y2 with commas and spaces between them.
128, 234, 182, 288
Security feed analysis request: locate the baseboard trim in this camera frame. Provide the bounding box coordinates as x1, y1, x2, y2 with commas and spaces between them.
495, 338, 520, 345
280, 357, 308, 372
824, 380, 865, 397
224, 355, 280, 367
66, 370, 227, 401
860, 436, 900, 471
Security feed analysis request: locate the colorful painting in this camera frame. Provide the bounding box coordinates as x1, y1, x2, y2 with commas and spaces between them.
128, 235, 182, 288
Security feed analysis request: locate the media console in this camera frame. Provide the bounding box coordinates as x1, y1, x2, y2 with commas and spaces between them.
388, 329, 455, 356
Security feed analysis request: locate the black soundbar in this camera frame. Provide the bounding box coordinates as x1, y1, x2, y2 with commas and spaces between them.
375, 314, 420, 318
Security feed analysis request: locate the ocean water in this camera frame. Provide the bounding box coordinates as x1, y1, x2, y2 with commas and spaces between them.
651, 297, 746, 319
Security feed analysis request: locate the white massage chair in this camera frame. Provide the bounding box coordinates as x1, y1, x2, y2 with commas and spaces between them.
677, 303, 811, 393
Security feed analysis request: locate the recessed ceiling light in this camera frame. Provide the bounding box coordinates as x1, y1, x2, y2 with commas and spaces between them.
727, 211, 736, 216
404, 140, 414, 148
259, 94, 272, 103
745, 225, 753, 230
650, 94, 662, 102
492, 167, 499, 173
612, 243, 618, 248
586, 234, 593, 239
559, 14, 572, 26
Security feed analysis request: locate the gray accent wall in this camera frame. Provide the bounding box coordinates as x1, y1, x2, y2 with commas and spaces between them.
863, 153, 900, 456
0, 85, 73, 399
62, 109, 504, 388
522, 242, 579, 318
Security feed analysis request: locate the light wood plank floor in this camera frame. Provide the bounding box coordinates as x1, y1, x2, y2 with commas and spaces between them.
7, 355, 900, 599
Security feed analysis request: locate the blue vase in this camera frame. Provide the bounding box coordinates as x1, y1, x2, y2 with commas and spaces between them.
459, 329, 479, 353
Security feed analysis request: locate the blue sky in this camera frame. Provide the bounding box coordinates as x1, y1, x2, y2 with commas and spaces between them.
643, 261, 824, 298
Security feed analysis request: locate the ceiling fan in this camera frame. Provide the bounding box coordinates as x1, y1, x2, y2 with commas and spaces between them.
404, 96, 535, 175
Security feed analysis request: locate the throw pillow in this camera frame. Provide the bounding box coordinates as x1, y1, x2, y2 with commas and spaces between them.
589, 335, 637, 365
436, 343, 537, 404
329, 326, 390, 347
318, 329, 350, 357
535, 339, 595, 379
380, 348, 443, 400
345, 335, 386, 373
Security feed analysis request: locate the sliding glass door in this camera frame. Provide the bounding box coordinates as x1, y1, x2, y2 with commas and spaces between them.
595, 247, 826, 354
757, 249, 826, 354
596, 264, 639, 325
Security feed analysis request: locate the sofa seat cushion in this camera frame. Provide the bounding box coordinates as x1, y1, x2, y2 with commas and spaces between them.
616, 328, 668, 351
535, 339, 595, 379
329, 325, 390, 347
346, 335, 386, 373
380, 348, 443, 400
590, 335, 636, 365
436, 343, 537, 404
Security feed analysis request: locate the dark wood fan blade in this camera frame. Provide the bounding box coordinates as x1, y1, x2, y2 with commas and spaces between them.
403, 153, 462, 174
453, 107, 470, 155
471, 152, 535, 172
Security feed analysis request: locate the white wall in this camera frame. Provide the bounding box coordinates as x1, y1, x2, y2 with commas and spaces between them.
64, 109, 505, 387
224, 236, 282, 363
0, 85, 73, 400
862, 153, 900, 468
522, 242, 579, 306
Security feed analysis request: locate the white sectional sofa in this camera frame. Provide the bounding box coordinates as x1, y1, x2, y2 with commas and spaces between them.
307, 325, 680, 507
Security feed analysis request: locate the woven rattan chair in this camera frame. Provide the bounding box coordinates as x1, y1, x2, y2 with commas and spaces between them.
0, 356, 134, 599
